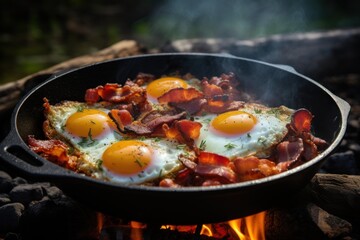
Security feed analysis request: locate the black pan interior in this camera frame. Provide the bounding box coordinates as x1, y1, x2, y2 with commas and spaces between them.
8, 53, 346, 224
17, 54, 340, 143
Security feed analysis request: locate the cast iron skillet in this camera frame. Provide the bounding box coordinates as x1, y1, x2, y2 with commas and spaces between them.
0, 53, 350, 225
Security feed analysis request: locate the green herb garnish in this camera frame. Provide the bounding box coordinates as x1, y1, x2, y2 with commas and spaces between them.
199, 140, 207, 150
78, 128, 97, 147
224, 143, 236, 150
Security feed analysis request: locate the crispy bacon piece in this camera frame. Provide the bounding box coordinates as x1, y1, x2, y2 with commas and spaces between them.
163, 120, 202, 145
303, 139, 319, 161
276, 138, 304, 163
159, 178, 182, 188
233, 156, 280, 182
291, 108, 313, 133
85, 82, 148, 105
194, 152, 236, 184
84, 88, 100, 103
158, 88, 204, 104
133, 72, 155, 86
27, 135, 77, 171
202, 72, 243, 101
169, 98, 207, 115
202, 80, 223, 98
274, 109, 328, 171
125, 110, 187, 135
198, 151, 230, 166
204, 97, 245, 114
109, 109, 133, 131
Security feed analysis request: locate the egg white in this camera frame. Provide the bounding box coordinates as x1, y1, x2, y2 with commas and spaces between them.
194, 104, 293, 159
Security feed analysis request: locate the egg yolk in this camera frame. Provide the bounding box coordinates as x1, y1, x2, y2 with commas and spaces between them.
146, 77, 189, 99
66, 109, 115, 138
102, 140, 153, 175
211, 110, 257, 135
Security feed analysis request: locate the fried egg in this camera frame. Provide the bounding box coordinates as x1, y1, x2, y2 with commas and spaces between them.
45, 101, 191, 185
145, 76, 200, 103
194, 103, 293, 159
102, 138, 192, 184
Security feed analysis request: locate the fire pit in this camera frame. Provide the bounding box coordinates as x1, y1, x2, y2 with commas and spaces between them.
0, 28, 359, 240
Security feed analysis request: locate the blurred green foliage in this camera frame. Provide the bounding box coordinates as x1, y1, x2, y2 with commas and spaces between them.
1, 0, 359, 84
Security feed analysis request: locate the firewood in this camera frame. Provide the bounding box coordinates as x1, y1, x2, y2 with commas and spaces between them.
161, 28, 360, 79
307, 173, 360, 223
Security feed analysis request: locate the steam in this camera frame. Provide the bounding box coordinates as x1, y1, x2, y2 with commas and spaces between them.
144, 0, 313, 45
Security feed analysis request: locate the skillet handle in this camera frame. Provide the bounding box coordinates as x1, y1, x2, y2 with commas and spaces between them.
0, 130, 65, 180
333, 95, 351, 124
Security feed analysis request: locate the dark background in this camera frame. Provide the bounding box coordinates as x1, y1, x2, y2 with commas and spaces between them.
1, 0, 360, 84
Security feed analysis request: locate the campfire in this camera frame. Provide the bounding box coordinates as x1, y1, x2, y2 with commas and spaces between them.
98, 211, 266, 240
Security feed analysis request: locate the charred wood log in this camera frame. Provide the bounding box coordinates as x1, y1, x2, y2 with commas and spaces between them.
161, 28, 360, 79
307, 173, 360, 224
266, 173, 360, 240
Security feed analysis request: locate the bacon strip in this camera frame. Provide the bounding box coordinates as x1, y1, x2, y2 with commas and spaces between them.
125, 110, 187, 135
27, 135, 77, 170
276, 138, 304, 163
109, 109, 133, 131
158, 88, 204, 103
169, 98, 207, 115
198, 151, 230, 166
291, 108, 313, 133
85, 82, 148, 105
233, 156, 280, 181
163, 120, 202, 145
194, 152, 236, 184
204, 98, 245, 114
194, 164, 237, 184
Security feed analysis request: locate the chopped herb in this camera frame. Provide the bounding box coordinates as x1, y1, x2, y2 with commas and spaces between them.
267, 108, 281, 118
176, 144, 186, 150
182, 151, 190, 157
78, 128, 97, 147
199, 140, 207, 150
76, 105, 84, 112
258, 136, 267, 145
247, 133, 251, 138
254, 108, 262, 114
158, 169, 163, 178
67, 146, 75, 155
224, 143, 236, 150
96, 159, 103, 170
153, 137, 161, 142
90, 120, 96, 124
135, 159, 144, 168
139, 136, 146, 141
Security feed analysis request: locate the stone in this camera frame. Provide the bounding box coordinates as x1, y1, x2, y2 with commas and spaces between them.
0, 203, 25, 234
19, 197, 99, 240
0, 171, 12, 182
0, 193, 11, 206
9, 184, 44, 206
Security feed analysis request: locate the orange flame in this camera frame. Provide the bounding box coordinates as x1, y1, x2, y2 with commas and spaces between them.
229, 211, 266, 240
202, 211, 266, 240
98, 211, 266, 240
